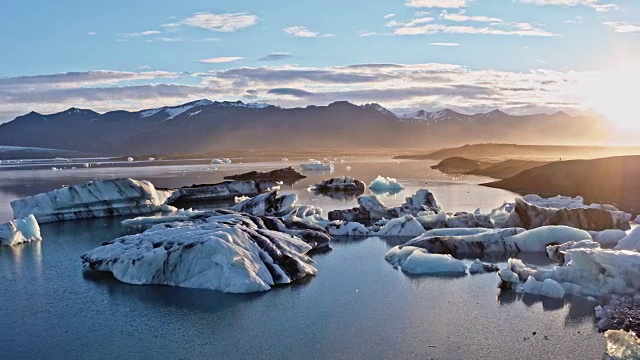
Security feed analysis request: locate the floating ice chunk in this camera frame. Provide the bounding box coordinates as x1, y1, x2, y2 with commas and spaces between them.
469, 259, 499, 274
401, 250, 467, 275
614, 227, 640, 251
0, 214, 42, 246
590, 229, 628, 246
502, 249, 640, 297
635, 215, 640, 224
121, 208, 205, 227
281, 158, 289, 162
522, 277, 565, 298
507, 225, 592, 252
311, 176, 365, 193
300, 159, 334, 172
211, 158, 232, 164
374, 215, 425, 237
127, 157, 134, 162
368, 176, 405, 194
423, 228, 493, 237
81, 222, 317, 293
384, 245, 421, 268
405, 227, 525, 255
604, 330, 640, 360
325, 221, 370, 236
234, 196, 250, 204
231, 190, 298, 217
546, 240, 601, 264
11, 178, 170, 223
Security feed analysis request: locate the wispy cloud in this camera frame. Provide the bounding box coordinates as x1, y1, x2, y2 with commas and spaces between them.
259, 53, 294, 61
166, 12, 258, 32
199, 57, 244, 64
124, 30, 162, 38
145, 37, 184, 43
440, 10, 503, 22
604, 22, 640, 33
387, 16, 556, 36
87, 32, 97, 36
517, 0, 617, 12
430, 42, 461, 46
283, 26, 335, 38
405, 0, 467, 8
383, 13, 396, 19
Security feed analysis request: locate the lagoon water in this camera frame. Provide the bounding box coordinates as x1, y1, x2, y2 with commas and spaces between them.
0, 157, 606, 359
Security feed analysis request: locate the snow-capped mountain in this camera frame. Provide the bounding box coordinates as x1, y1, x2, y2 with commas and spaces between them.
0, 100, 606, 155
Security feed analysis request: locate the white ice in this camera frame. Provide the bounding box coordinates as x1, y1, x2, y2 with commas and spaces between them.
0, 214, 42, 246
11, 178, 171, 223
384, 246, 467, 275
368, 175, 405, 193
614, 227, 640, 251
211, 158, 232, 164
374, 215, 426, 237
299, 159, 334, 172
522, 277, 566, 298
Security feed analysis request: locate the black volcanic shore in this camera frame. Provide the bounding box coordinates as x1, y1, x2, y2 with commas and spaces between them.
483, 155, 640, 214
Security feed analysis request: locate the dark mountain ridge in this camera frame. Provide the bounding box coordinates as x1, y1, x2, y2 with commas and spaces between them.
0, 99, 607, 155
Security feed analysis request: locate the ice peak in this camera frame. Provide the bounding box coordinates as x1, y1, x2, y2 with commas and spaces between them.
361, 103, 396, 116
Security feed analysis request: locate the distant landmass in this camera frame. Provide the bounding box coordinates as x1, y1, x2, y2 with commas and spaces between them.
483, 155, 640, 214
0, 146, 89, 160
0, 99, 608, 155
395, 143, 640, 161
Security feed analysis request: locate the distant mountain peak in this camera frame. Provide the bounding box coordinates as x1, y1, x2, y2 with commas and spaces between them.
361, 103, 396, 117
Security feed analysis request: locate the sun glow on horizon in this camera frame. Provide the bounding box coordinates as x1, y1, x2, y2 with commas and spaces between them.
568, 62, 640, 133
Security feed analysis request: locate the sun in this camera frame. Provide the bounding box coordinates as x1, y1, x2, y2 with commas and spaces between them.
570, 62, 640, 131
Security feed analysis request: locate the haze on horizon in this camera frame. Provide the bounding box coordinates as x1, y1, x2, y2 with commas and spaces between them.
1, 0, 639, 144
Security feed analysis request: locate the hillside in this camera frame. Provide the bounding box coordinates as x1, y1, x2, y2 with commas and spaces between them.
483, 156, 640, 214
466, 159, 548, 179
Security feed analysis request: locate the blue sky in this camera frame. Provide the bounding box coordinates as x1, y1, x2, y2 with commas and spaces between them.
1, 0, 639, 125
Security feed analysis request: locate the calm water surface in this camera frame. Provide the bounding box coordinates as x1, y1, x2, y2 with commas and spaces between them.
0, 157, 606, 359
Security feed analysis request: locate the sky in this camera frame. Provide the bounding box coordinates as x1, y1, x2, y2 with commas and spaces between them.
1, 0, 639, 130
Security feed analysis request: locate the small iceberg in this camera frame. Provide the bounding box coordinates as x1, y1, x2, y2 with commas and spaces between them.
0, 215, 42, 246
384, 246, 467, 275
368, 176, 405, 194
211, 158, 232, 164
300, 159, 334, 172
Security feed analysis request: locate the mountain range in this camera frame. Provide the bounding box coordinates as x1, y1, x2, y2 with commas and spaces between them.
0, 100, 608, 155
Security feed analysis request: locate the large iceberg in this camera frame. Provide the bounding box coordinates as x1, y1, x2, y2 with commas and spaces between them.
168, 180, 278, 205
0, 215, 42, 246
614, 227, 640, 251
384, 246, 467, 275
231, 190, 300, 217
498, 248, 640, 297
81, 210, 332, 293
11, 178, 171, 223
505, 198, 630, 231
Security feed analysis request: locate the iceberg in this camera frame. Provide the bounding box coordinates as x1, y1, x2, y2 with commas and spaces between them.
11, 178, 171, 223
546, 240, 601, 264
300, 159, 334, 172
614, 227, 640, 251
384, 246, 467, 275
81, 220, 317, 294
224, 167, 305, 183
590, 229, 628, 246
505, 198, 630, 231
374, 215, 425, 237
468, 259, 499, 274
310, 176, 365, 194
168, 180, 278, 205
521, 277, 566, 299
211, 158, 232, 164
368, 176, 405, 194
405, 226, 589, 255
499, 248, 640, 297
0, 215, 42, 246
231, 190, 298, 217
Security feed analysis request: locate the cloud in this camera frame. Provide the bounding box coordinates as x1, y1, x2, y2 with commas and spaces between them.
406, 0, 467, 8
517, 0, 618, 11
124, 30, 162, 38
199, 57, 244, 64
258, 53, 294, 61
385, 17, 434, 28
383, 13, 396, 19
389, 20, 557, 36
283, 26, 335, 38
430, 42, 461, 46
604, 22, 640, 33
168, 12, 258, 32
0, 64, 610, 123
145, 37, 184, 43
440, 10, 503, 22
87, 32, 97, 36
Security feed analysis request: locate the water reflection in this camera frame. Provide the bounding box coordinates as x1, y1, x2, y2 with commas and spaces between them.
83, 270, 265, 313
309, 189, 362, 201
